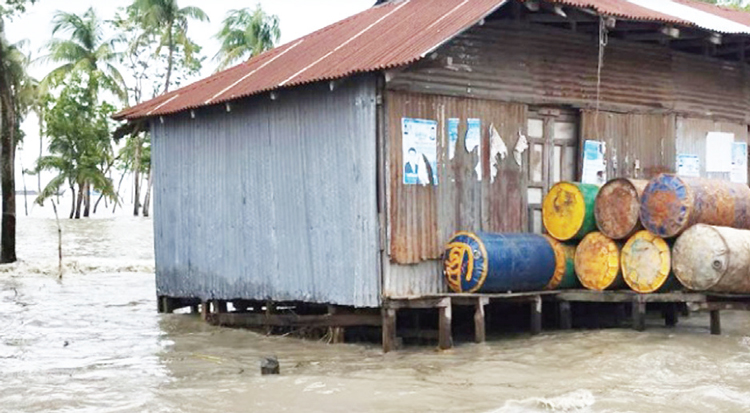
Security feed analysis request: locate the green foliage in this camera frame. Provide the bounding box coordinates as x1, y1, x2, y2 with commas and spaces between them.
214, 5, 280, 71
0, 0, 36, 18
35, 74, 118, 211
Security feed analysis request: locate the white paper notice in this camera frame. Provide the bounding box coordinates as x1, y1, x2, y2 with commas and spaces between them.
706, 132, 734, 173
676, 154, 700, 178
582, 140, 607, 186
731, 142, 747, 184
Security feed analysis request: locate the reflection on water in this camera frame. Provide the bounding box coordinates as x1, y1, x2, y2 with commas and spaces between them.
3, 216, 750, 412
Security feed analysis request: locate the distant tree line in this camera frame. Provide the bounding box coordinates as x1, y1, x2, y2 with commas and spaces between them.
0, 0, 281, 263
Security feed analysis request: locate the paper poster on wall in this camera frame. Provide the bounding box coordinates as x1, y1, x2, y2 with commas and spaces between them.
402, 117, 438, 186
448, 118, 459, 160
731, 142, 747, 184
676, 154, 700, 178
581, 140, 607, 186
706, 132, 734, 173
466, 118, 482, 180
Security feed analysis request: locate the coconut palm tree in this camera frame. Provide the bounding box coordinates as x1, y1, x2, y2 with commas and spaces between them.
41, 7, 127, 102
130, 0, 208, 93
214, 6, 280, 71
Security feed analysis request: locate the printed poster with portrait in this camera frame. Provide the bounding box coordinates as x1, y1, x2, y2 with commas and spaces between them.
402, 118, 438, 185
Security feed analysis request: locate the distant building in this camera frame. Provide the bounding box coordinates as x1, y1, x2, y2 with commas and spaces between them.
115, 0, 750, 309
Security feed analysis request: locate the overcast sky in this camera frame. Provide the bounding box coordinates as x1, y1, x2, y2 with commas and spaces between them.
5, 0, 373, 188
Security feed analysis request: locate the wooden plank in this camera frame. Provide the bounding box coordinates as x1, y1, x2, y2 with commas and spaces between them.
206, 312, 382, 328
385, 297, 450, 310
530, 295, 542, 335
474, 297, 488, 343
700, 302, 750, 311
438, 301, 453, 350
382, 308, 397, 353
710, 310, 721, 335
559, 301, 572, 330
557, 290, 706, 303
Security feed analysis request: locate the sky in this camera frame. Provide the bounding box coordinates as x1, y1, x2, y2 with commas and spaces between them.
4, 0, 373, 197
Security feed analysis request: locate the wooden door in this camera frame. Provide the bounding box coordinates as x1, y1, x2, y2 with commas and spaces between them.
526, 108, 579, 234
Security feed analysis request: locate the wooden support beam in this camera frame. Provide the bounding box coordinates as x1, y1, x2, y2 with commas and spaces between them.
382, 307, 397, 353
385, 297, 451, 310
530, 295, 542, 335
328, 305, 346, 344
710, 310, 721, 335
206, 312, 382, 328
474, 297, 489, 343
700, 302, 750, 312
438, 300, 453, 350
559, 301, 572, 330
632, 298, 646, 332
201, 301, 210, 321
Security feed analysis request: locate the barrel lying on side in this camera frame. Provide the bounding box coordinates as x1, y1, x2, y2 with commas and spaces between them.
621, 230, 675, 293
443, 232, 556, 293
595, 178, 649, 240
543, 182, 599, 241
640, 174, 750, 239
575, 232, 625, 291
673, 224, 750, 293
544, 236, 579, 290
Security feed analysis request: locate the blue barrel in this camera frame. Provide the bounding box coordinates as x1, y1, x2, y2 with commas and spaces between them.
443, 231, 557, 293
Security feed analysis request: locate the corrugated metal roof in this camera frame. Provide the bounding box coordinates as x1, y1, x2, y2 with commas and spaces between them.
115, 0, 750, 121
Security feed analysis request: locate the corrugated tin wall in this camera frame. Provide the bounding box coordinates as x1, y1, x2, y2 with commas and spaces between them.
385, 91, 527, 266
389, 20, 750, 124
151, 76, 381, 307
581, 111, 677, 179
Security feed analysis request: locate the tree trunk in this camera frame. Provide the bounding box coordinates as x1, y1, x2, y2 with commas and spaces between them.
142, 166, 153, 217
0, 61, 17, 263
113, 169, 126, 214
133, 136, 141, 216
164, 23, 174, 94
83, 182, 90, 218
69, 184, 75, 219
74, 183, 84, 219
20, 158, 27, 216
37, 109, 42, 193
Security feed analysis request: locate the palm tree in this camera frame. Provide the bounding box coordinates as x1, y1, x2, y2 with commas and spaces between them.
41, 8, 127, 102
214, 6, 280, 71
131, 0, 208, 93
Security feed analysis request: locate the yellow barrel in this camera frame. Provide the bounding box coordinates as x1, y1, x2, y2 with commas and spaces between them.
544, 236, 579, 290
621, 231, 673, 293
574, 232, 624, 291
543, 182, 599, 241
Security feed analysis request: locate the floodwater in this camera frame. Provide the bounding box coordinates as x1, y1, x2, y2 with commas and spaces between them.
4, 213, 750, 412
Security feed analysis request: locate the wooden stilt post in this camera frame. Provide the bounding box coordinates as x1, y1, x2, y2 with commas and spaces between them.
328, 305, 345, 344
438, 298, 453, 350
710, 310, 721, 335
664, 303, 678, 327
474, 297, 489, 343
157, 296, 166, 313
201, 300, 210, 321
530, 295, 542, 335
559, 300, 572, 330
382, 306, 397, 353
632, 297, 646, 332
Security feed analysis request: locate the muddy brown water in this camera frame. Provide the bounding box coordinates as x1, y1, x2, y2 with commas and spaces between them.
4, 216, 750, 412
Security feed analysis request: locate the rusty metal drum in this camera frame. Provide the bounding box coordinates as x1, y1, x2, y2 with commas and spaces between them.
673, 224, 750, 293
640, 174, 750, 239
543, 182, 599, 241
443, 231, 556, 293
621, 230, 675, 293
544, 236, 579, 290
595, 178, 649, 240
574, 232, 625, 291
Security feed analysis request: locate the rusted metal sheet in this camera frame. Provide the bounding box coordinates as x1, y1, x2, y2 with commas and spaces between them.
386, 90, 527, 264
382, 259, 444, 298
675, 117, 749, 181
673, 224, 750, 293
595, 178, 649, 240
390, 21, 750, 124
640, 175, 750, 239
115, 0, 508, 121
581, 111, 676, 180
443, 231, 556, 293
542, 182, 599, 241
574, 232, 625, 291
621, 230, 674, 294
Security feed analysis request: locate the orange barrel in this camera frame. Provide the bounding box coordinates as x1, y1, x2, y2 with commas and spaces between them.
621, 230, 676, 293
574, 232, 625, 291
595, 178, 649, 240
543, 182, 600, 241
673, 224, 750, 293
544, 236, 579, 290
640, 174, 750, 239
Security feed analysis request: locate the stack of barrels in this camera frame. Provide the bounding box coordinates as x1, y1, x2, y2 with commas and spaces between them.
443, 174, 750, 295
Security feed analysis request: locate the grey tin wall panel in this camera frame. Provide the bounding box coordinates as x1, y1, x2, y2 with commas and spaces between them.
151, 77, 380, 307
